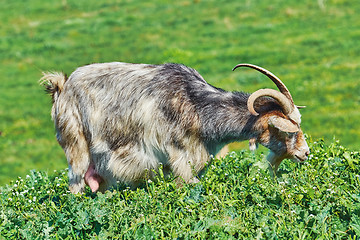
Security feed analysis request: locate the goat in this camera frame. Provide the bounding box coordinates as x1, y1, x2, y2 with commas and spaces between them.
41, 62, 310, 193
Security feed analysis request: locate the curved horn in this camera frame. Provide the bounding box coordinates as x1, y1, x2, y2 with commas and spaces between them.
232, 63, 294, 105
247, 89, 293, 116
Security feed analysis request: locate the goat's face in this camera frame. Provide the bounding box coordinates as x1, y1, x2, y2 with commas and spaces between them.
259, 111, 310, 168
232, 63, 310, 170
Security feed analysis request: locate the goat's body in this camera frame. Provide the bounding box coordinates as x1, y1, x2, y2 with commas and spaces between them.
50, 62, 254, 192
43, 62, 309, 193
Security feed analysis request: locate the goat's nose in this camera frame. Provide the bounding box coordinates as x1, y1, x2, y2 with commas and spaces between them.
305, 150, 310, 158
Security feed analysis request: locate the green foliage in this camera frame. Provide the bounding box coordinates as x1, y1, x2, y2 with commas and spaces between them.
1, 140, 360, 239
1, 1, 360, 238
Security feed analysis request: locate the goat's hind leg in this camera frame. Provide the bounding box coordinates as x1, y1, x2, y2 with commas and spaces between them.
60, 130, 91, 194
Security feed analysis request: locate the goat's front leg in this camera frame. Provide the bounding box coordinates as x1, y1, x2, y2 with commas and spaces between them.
167, 151, 197, 185
171, 158, 199, 186
267, 151, 285, 176
167, 144, 208, 186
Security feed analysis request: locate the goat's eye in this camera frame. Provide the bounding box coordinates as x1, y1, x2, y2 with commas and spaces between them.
286, 132, 297, 137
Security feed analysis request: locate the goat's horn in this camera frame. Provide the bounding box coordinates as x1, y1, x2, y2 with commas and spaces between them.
247, 89, 293, 116
232, 63, 294, 105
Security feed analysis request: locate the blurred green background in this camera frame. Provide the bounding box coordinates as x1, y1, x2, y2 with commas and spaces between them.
1, 0, 359, 185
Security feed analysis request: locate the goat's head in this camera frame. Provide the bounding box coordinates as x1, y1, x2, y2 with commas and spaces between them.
233, 64, 310, 171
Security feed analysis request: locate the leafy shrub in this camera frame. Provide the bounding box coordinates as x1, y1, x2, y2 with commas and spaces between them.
1, 139, 360, 239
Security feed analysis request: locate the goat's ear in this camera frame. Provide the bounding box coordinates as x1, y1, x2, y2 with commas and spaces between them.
268, 115, 299, 133
296, 105, 306, 109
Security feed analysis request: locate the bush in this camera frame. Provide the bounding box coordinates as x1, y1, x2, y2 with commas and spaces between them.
1, 139, 360, 239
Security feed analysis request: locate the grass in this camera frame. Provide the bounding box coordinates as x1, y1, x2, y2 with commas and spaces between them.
1, 2, 360, 237
1, 139, 360, 239
1, 0, 360, 184
0, 1, 358, 184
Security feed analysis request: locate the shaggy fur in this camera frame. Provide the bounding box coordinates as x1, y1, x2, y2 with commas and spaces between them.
41, 62, 309, 193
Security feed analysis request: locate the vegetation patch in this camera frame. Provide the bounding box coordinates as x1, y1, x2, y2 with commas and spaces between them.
1, 0, 360, 184
1, 0, 360, 237
1, 140, 360, 239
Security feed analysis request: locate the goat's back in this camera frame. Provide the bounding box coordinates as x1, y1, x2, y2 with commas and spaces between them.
55, 62, 210, 150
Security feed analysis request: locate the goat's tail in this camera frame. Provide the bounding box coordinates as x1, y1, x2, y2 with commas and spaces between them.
40, 72, 67, 103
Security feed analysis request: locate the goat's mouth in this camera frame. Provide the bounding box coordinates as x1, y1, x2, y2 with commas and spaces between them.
294, 154, 307, 163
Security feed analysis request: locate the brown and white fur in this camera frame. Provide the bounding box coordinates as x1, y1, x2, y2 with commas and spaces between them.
41, 62, 309, 193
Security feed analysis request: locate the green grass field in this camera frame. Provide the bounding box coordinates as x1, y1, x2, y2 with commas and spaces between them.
1, 140, 360, 239
1, 0, 360, 185
1, 0, 360, 237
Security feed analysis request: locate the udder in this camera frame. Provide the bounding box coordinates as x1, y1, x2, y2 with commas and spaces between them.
84, 162, 104, 192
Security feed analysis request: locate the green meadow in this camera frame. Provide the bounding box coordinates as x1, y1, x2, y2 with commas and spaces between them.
1, 0, 360, 238
1, 0, 360, 184
1, 140, 360, 239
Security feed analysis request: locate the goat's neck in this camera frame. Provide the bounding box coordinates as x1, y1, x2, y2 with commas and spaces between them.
198, 92, 260, 155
